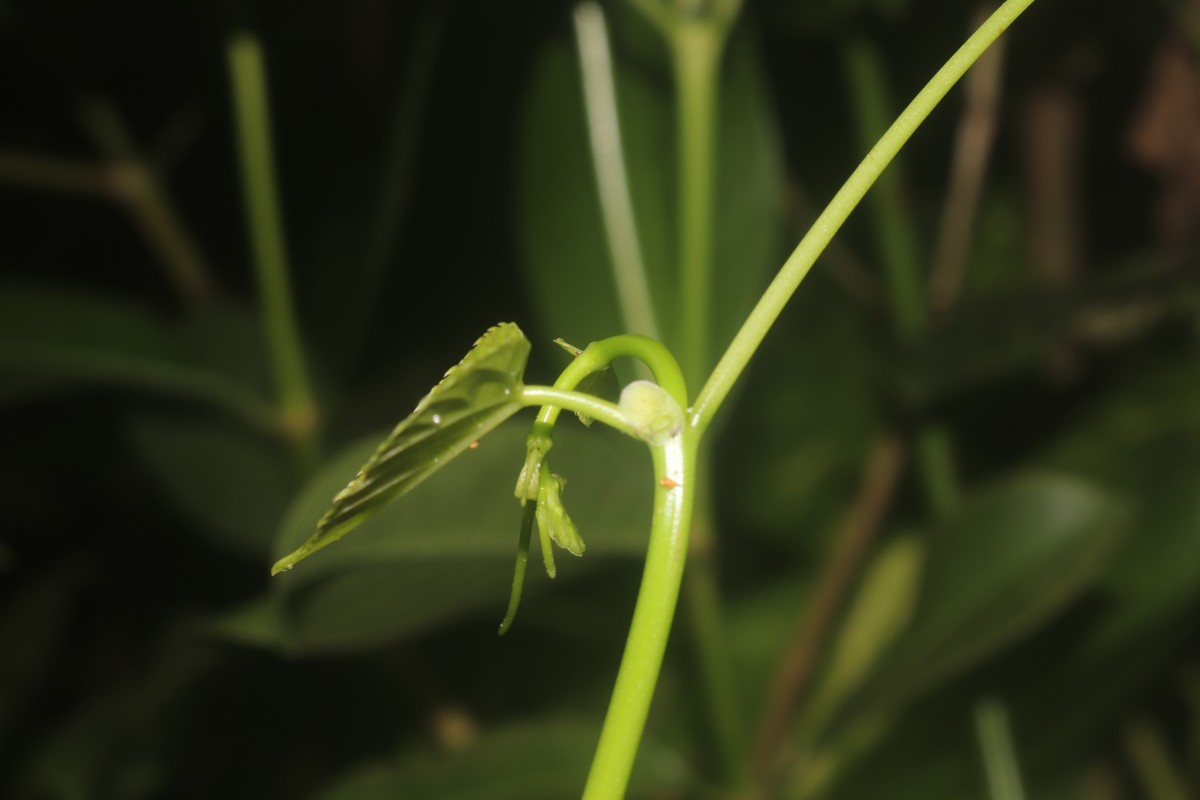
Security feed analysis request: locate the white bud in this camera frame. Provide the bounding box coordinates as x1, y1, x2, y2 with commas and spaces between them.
619, 380, 684, 445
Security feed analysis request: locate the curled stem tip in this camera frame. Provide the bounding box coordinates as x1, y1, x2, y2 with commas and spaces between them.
498, 502, 537, 636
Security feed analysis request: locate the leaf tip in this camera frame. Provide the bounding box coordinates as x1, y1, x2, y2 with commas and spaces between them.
270, 552, 300, 576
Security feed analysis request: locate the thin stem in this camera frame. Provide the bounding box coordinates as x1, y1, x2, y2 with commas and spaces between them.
1124, 717, 1192, 800
683, 481, 748, 786
754, 434, 906, 788
540, 334, 688, 431
498, 502, 536, 635
666, 18, 750, 783
844, 40, 963, 518
0, 147, 215, 305
916, 423, 960, 520
674, 21, 723, 386
227, 32, 320, 455
518, 386, 640, 439
340, 5, 444, 363
929, 3, 1007, 313
574, 2, 660, 341
975, 698, 1028, 800
582, 435, 695, 800
0, 152, 116, 195
692, 0, 1041, 434
843, 38, 926, 342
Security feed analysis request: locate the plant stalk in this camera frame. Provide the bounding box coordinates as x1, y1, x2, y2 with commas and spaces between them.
582, 435, 696, 800
668, 18, 749, 784
691, 0, 1041, 435
843, 37, 961, 518
574, 2, 661, 341
227, 32, 320, 461
674, 21, 722, 387
975, 698, 1028, 800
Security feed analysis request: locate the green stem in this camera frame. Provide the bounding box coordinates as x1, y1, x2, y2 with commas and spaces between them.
582, 434, 696, 800
916, 423, 960, 520
77, 100, 215, 304
673, 21, 723, 386
691, 0, 1041, 435
975, 698, 1028, 800
340, 5, 444, 364
843, 37, 961, 518
227, 32, 319, 459
1125, 717, 1192, 800
667, 18, 749, 784
683, 479, 747, 786
518, 386, 641, 440
541, 334, 688, 428
843, 38, 926, 342
574, 2, 661, 341
498, 501, 536, 635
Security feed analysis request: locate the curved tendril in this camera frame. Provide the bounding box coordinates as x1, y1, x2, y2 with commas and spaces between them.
498, 501, 536, 636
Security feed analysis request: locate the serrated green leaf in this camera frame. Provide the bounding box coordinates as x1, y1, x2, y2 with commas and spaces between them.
272, 324, 532, 575
268, 423, 653, 653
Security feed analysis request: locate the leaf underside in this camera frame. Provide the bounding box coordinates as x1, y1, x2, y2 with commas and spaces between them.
272, 323, 531, 574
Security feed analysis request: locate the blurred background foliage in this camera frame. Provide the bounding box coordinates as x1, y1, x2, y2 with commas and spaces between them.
1, 0, 1199, 797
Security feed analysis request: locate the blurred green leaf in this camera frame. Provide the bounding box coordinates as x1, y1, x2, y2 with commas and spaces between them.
517, 32, 783, 365
811, 707, 983, 800
719, 279, 882, 548
269, 422, 654, 653
127, 415, 293, 558
317, 717, 685, 800
1088, 436, 1200, 652
180, 301, 273, 399
202, 593, 290, 650
836, 473, 1122, 729
0, 560, 91, 751
18, 636, 214, 800
895, 268, 1200, 409
1036, 359, 1200, 652
726, 574, 816, 724
0, 283, 276, 429
273, 323, 531, 575
805, 535, 925, 734
1038, 360, 1200, 653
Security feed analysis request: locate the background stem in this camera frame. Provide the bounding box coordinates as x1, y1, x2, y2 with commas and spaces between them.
227, 32, 320, 461
574, 1, 660, 341
670, 17, 748, 784
844, 37, 961, 519
843, 39, 927, 342
674, 22, 722, 386
684, 468, 748, 786
975, 698, 1029, 800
